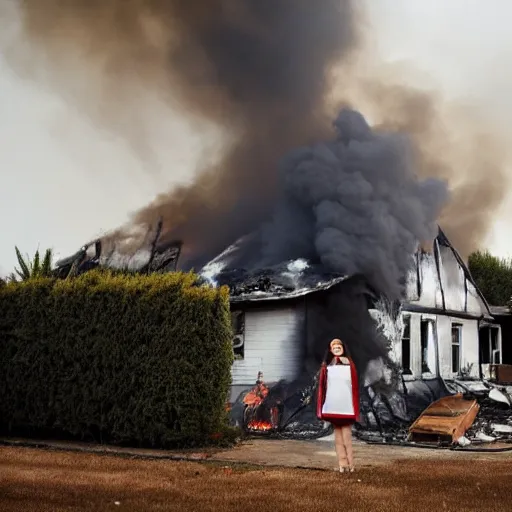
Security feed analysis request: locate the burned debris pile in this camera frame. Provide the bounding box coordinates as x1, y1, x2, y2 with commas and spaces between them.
356, 379, 512, 446
353, 379, 512, 447
446, 380, 512, 445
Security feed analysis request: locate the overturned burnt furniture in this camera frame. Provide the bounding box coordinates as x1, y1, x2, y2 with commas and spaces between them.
408, 393, 480, 444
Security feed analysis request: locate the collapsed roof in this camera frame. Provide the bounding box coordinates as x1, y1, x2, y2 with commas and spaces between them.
198, 232, 360, 302
54, 239, 182, 278
53, 224, 491, 314
199, 227, 493, 313
209, 262, 350, 303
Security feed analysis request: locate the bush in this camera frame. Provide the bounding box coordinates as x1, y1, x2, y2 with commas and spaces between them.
0, 270, 234, 448
468, 251, 512, 306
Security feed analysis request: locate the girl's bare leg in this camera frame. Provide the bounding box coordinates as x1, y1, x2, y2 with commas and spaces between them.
334, 427, 348, 471
341, 425, 354, 470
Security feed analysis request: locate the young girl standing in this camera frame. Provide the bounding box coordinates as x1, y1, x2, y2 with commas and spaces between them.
317, 338, 359, 473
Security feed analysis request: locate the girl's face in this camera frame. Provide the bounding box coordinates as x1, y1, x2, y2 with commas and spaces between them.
330, 340, 344, 357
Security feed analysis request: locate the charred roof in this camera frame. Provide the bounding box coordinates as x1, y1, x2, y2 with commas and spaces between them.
209, 262, 351, 303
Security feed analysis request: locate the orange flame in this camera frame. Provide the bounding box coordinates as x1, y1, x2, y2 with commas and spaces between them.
247, 420, 273, 431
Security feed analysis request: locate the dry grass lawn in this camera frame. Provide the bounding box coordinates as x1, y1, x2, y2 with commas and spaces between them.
0, 446, 510, 512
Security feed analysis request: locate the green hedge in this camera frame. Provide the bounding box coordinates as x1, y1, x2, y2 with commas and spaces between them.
0, 270, 234, 448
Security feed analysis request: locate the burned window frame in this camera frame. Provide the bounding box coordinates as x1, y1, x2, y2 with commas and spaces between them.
401, 315, 412, 375
231, 310, 245, 360
480, 325, 501, 365
451, 323, 462, 374
490, 327, 500, 364
420, 317, 437, 376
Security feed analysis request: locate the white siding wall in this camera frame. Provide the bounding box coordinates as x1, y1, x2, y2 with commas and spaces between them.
466, 282, 485, 315
231, 306, 302, 386
405, 244, 487, 317
406, 253, 441, 309
401, 238, 487, 380
438, 246, 485, 315
438, 246, 466, 311
393, 312, 480, 379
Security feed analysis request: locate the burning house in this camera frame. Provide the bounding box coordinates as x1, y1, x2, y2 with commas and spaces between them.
205, 227, 499, 397
13, 0, 510, 446
199, 225, 508, 437
54, 108, 512, 442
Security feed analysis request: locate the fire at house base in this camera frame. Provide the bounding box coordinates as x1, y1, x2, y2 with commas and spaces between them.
229, 371, 512, 447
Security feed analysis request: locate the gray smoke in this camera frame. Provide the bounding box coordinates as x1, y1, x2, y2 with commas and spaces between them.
11, 0, 360, 269
233, 108, 449, 300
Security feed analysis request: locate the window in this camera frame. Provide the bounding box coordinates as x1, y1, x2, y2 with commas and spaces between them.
480, 326, 501, 365
401, 316, 412, 375
480, 327, 490, 365
420, 319, 433, 374
490, 328, 500, 364
451, 324, 462, 374
231, 310, 245, 360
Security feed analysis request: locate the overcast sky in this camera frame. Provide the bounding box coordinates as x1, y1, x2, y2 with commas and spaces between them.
1, 0, 512, 275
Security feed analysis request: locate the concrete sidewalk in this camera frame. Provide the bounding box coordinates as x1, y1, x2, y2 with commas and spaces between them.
2, 435, 511, 470
208, 435, 512, 469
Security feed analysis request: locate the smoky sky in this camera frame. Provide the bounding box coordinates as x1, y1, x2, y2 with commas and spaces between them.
14, 1, 508, 276
16, 0, 360, 267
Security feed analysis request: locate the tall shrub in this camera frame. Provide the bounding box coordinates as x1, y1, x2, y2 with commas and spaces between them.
468, 251, 512, 307
0, 270, 233, 448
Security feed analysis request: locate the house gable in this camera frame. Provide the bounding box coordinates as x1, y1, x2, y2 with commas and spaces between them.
405, 228, 491, 319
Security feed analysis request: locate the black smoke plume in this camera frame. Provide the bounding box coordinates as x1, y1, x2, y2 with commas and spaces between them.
17, 0, 447, 355
227, 108, 448, 300
215, 108, 447, 417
